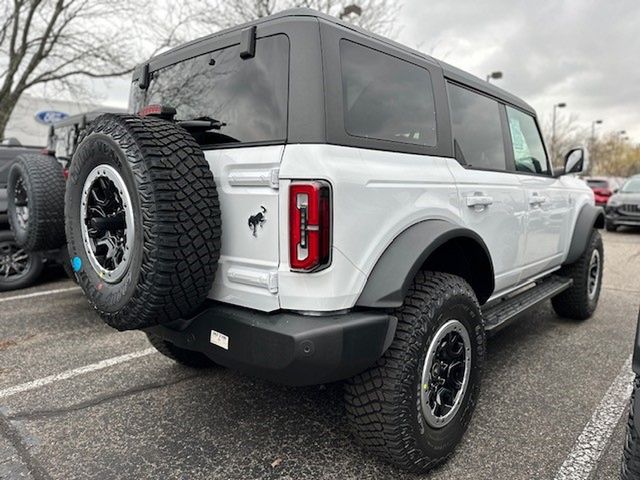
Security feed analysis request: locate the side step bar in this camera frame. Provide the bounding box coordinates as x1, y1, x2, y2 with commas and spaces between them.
482, 275, 573, 335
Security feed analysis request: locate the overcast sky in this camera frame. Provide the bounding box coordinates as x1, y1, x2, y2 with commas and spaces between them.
397, 0, 640, 142
92, 0, 640, 143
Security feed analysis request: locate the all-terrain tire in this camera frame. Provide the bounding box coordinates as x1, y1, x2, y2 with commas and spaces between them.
7, 154, 66, 251
146, 333, 217, 368
0, 230, 44, 291
58, 247, 78, 284
551, 229, 603, 320
622, 376, 640, 480
65, 114, 221, 331
344, 271, 485, 473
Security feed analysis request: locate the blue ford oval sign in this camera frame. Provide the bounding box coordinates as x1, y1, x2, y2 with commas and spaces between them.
34, 110, 69, 125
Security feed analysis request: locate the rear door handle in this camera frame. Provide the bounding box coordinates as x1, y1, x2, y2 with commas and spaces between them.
529, 193, 547, 206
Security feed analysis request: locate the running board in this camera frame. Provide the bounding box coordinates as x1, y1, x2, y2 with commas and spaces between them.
482, 275, 573, 335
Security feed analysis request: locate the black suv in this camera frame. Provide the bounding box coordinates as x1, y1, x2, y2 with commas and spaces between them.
605, 175, 640, 231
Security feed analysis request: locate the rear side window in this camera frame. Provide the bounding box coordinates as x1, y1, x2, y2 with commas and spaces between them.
339, 40, 437, 146
506, 106, 549, 174
448, 83, 506, 171
142, 34, 289, 146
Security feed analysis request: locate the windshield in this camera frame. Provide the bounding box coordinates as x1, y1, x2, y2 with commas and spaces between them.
621, 178, 640, 193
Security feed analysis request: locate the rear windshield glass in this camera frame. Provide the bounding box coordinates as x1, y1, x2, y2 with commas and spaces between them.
587, 180, 609, 188
132, 34, 289, 146
339, 40, 437, 147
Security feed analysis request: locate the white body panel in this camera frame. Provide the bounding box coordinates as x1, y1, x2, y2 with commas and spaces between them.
205, 143, 594, 313
517, 174, 572, 280
205, 146, 283, 312
446, 162, 527, 293
278, 144, 462, 311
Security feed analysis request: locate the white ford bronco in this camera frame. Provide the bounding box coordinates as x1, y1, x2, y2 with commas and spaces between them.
41, 9, 605, 473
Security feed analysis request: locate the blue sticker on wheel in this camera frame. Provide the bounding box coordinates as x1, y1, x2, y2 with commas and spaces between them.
72, 256, 82, 272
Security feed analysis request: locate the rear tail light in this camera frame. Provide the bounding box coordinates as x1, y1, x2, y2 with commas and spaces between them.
289, 181, 332, 272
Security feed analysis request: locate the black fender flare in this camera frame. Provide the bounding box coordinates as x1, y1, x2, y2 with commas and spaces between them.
356, 219, 495, 308
564, 204, 605, 265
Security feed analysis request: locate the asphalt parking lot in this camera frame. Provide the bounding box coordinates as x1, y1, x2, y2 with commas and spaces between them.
0, 229, 638, 480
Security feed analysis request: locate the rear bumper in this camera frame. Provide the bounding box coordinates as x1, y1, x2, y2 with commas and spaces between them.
146, 302, 397, 386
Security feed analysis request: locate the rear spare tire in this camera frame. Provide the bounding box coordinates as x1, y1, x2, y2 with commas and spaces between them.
7, 154, 66, 251
65, 114, 221, 331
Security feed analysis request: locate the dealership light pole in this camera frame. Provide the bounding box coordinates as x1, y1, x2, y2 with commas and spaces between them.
589, 119, 603, 171
486, 71, 503, 82
591, 119, 603, 143
551, 102, 567, 163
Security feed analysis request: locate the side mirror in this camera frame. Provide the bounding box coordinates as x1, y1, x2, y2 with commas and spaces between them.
560, 147, 589, 176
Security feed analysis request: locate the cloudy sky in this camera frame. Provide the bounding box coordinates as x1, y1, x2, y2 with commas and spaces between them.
396, 0, 640, 142
93, 0, 640, 143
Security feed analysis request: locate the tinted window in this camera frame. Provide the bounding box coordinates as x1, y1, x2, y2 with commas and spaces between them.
506, 106, 549, 174
139, 34, 289, 145
340, 40, 437, 146
448, 83, 506, 170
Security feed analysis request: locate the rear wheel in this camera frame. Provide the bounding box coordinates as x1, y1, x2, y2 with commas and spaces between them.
146, 333, 217, 369
345, 271, 485, 473
0, 230, 44, 291
551, 229, 603, 320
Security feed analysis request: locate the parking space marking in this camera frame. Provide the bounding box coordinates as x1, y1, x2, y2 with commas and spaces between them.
554, 354, 634, 480
0, 286, 81, 304
0, 348, 156, 400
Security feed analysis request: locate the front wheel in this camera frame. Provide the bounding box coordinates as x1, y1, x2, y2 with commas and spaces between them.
605, 220, 617, 232
345, 271, 485, 473
0, 230, 44, 291
552, 229, 603, 320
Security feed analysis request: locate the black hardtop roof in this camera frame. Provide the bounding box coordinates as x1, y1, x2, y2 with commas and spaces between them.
143, 8, 535, 115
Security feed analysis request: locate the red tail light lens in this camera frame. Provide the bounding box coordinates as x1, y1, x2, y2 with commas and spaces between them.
289, 181, 332, 272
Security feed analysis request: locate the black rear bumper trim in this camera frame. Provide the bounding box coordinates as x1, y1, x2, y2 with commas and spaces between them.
146, 302, 397, 386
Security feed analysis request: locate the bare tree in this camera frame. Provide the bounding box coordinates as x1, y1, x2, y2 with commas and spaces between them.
590, 133, 640, 177
541, 111, 586, 169
0, 0, 201, 138
0, 0, 401, 139
202, 0, 401, 36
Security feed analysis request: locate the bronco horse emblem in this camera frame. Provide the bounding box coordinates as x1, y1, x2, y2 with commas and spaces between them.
248, 206, 267, 237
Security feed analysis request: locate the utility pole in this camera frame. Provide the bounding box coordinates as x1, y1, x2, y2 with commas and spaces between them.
551, 102, 567, 164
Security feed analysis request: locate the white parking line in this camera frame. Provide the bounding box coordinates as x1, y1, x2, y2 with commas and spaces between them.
555, 354, 634, 480
0, 348, 156, 400
0, 286, 81, 304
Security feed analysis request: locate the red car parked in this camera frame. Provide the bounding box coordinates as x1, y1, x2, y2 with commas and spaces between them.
586, 177, 621, 206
